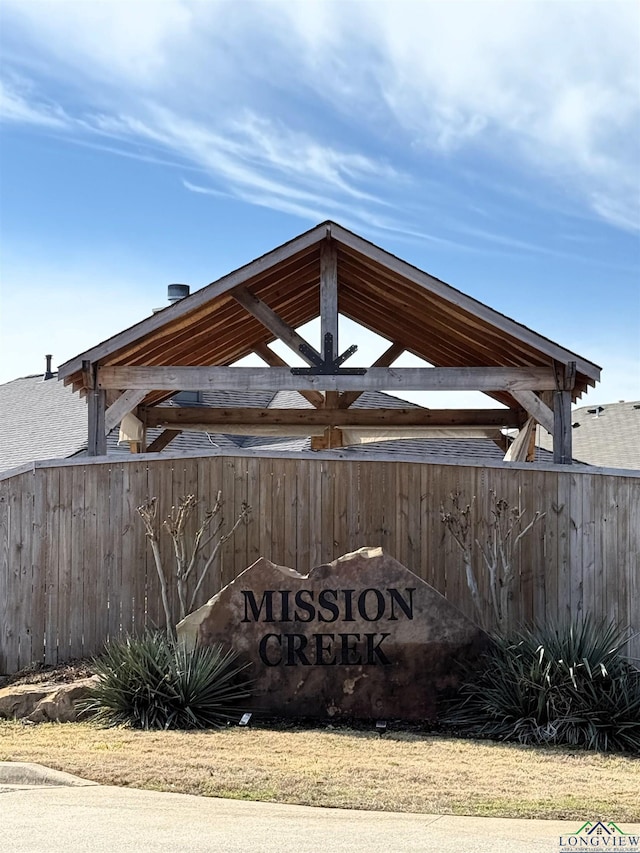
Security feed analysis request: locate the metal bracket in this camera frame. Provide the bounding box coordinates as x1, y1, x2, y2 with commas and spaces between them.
291, 333, 367, 376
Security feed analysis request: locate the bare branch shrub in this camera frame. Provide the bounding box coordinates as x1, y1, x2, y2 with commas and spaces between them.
441, 490, 544, 631
137, 492, 251, 635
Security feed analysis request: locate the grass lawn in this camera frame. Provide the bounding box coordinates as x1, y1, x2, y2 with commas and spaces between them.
1, 720, 638, 820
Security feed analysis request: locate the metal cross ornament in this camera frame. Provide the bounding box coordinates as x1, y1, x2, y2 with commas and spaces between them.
291, 333, 367, 376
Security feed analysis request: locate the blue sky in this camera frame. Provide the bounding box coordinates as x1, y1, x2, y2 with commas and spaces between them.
1, 0, 638, 408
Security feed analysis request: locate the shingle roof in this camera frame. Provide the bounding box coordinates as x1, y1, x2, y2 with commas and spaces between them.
0, 374, 88, 472
537, 401, 640, 469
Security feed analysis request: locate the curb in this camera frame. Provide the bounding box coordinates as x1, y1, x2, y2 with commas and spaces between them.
0, 762, 99, 787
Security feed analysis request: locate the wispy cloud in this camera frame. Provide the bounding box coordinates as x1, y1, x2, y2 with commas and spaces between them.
284, 1, 640, 232
87, 105, 401, 231
0, 77, 69, 128
1, 0, 638, 239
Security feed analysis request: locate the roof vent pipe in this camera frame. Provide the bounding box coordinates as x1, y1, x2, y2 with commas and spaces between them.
168, 283, 190, 304
43, 354, 54, 381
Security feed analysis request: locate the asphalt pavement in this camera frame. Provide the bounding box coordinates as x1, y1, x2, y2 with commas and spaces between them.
1, 762, 638, 853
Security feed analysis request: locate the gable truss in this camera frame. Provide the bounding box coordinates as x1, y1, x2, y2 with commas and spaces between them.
67, 226, 597, 464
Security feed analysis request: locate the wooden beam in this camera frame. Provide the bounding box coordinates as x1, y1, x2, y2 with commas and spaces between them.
341, 427, 502, 443
253, 343, 324, 408
503, 416, 536, 462
146, 429, 182, 453
492, 433, 510, 452
99, 365, 559, 393
526, 421, 537, 462
510, 390, 554, 434
144, 407, 521, 429
233, 286, 321, 366
339, 342, 405, 408
105, 389, 150, 433
142, 424, 504, 439
320, 240, 338, 359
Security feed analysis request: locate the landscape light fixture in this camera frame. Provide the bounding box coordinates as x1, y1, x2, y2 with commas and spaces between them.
376, 720, 387, 736
239, 713, 252, 727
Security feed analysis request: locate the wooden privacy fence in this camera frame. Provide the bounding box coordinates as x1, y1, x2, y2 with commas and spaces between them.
1, 450, 639, 673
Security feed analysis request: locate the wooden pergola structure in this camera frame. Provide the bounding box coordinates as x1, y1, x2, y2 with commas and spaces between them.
58, 221, 601, 464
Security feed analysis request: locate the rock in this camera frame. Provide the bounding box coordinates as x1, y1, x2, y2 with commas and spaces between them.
0, 684, 56, 720
0, 677, 99, 723
178, 547, 488, 722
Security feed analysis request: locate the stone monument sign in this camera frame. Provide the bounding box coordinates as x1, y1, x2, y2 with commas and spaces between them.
177, 547, 487, 721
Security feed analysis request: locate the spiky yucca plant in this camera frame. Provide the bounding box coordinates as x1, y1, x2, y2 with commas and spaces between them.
86, 631, 252, 730
442, 618, 640, 754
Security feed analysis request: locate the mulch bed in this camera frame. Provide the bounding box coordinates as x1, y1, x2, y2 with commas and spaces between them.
0, 659, 94, 689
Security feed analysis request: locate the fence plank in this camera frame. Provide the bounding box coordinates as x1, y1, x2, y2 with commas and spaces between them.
333, 460, 350, 558
419, 464, 433, 587
320, 461, 335, 564
3, 477, 21, 670
603, 475, 620, 628
43, 469, 60, 664
532, 468, 548, 624
69, 465, 86, 659
627, 480, 640, 663
616, 476, 630, 649
81, 466, 100, 654
119, 462, 136, 636
0, 478, 10, 672
295, 459, 310, 572
556, 471, 572, 625
233, 457, 249, 577
246, 457, 261, 570
55, 467, 74, 662
11, 476, 27, 669
258, 457, 273, 568
29, 469, 47, 666
106, 462, 124, 641
580, 474, 596, 623
568, 471, 584, 621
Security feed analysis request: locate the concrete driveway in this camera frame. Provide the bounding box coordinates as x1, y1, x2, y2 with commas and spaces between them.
2, 763, 638, 853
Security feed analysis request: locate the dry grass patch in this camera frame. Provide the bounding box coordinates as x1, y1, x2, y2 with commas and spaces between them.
0, 721, 638, 820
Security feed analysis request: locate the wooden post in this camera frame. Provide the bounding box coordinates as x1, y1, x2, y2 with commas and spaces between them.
553, 391, 572, 464
85, 361, 106, 457
552, 361, 575, 464
320, 240, 338, 360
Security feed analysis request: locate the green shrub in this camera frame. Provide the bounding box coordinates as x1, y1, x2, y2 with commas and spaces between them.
86, 630, 252, 730
442, 618, 640, 753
